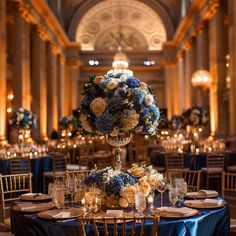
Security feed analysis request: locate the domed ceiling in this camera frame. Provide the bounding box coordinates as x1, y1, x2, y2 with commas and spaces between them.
75, 0, 167, 51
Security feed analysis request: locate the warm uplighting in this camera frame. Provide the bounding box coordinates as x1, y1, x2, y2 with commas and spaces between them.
107, 47, 133, 76
7, 108, 12, 113
191, 69, 212, 88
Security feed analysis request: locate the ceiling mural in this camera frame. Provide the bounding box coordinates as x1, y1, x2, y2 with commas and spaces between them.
75, 0, 167, 51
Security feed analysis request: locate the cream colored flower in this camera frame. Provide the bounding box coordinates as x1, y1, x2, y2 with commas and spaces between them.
79, 114, 92, 132
123, 110, 140, 131
139, 183, 151, 196
90, 97, 107, 117
120, 75, 128, 81
94, 76, 104, 84
145, 94, 154, 105
119, 197, 129, 208
107, 79, 118, 90
140, 82, 148, 91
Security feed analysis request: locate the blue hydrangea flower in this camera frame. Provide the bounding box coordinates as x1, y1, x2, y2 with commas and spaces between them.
131, 88, 145, 105
95, 112, 114, 133
107, 95, 123, 113
149, 105, 160, 120
126, 77, 140, 88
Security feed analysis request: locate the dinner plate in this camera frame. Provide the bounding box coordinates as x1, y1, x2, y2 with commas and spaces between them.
20, 193, 52, 201
37, 208, 84, 220
153, 207, 199, 218
13, 202, 54, 212
184, 199, 224, 209
185, 191, 218, 199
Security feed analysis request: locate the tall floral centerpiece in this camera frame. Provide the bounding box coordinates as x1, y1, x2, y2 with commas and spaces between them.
77, 73, 160, 169
9, 108, 37, 144
59, 116, 78, 138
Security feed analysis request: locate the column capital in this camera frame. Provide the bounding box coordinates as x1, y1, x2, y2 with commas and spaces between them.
37, 24, 49, 41
195, 21, 205, 33
49, 42, 60, 55
177, 50, 185, 60
183, 38, 193, 51
59, 55, 66, 65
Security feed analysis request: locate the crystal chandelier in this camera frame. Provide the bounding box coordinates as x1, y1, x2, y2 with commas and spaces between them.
191, 69, 212, 88
107, 2, 133, 76
107, 46, 133, 76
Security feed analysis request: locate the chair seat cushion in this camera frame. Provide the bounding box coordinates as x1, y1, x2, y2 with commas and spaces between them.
228, 165, 236, 172
66, 164, 80, 171
201, 167, 223, 173
43, 171, 65, 177
3, 217, 11, 229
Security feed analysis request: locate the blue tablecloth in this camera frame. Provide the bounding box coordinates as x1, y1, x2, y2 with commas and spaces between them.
0, 156, 52, 193
149, 150, 236, 170
11, 196, 230, 236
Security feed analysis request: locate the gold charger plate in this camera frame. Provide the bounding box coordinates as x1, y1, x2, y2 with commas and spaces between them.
37, 208, 84, 220
20, 193, 52, 201
184, 200, 224, 209
185, 191, 218, 199
13, 202, 54, 212
153, 207, 199, 218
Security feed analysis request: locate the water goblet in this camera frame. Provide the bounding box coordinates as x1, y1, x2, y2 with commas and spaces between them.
66, 176, 78, 205
156, 178, 167, 207
135, 192, 146, 215
53, 186, 65, 209
169, 186, 178, 207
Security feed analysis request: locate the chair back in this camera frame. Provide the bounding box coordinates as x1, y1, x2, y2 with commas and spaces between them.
222, 172, 236, 218
65, 170, 90, 183
78, 215, 159, 236
49, 153, 66, 173
0, 173, 32, 222
166, 170, 201, 191
165, 153, 184, 170
10, 158, 31, 174
206, 154, 224, 169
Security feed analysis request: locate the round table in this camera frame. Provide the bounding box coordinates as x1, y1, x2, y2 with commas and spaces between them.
10, 196, 230, 236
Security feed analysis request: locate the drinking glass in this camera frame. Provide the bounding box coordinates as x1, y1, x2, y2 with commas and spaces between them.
53, 187, 65, 209
156, 178, 167, 207
175, 178, 187, 199
85, 191, 98, 214
66, 176, 78, 205
135, 192, 146, 215
169, 187, 178, 207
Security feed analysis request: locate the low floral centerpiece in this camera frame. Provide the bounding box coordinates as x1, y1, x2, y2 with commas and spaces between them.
83, 166, 163, 208
59, 116, 78, 138
76, 73, 160, 168
181, 107, 209, 127
170, 115, 184, 130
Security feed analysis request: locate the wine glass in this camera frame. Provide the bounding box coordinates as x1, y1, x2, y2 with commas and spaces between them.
135, 192, 146, 215
175, 178, 187, 199
169, 186, 178, 207
66, 176, 78, 205
156, 178, 167, 207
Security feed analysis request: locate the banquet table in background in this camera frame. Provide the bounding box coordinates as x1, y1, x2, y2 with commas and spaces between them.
149, 150, 236, 170
11, 196, 230, 236
0, 156, 52, 193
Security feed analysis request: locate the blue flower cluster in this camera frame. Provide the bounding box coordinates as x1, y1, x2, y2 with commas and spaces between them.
9, 108, 37, 130
84, 168, 138, 197
59, 116, 78, 131
77, 74, 160, 136
170, 115, 184, 130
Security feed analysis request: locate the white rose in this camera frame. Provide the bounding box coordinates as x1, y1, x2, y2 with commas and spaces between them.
107, 79, 118, 90
145, 94, 154, 105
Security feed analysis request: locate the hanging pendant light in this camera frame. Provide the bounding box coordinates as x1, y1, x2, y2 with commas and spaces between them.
191, 69, 212, 88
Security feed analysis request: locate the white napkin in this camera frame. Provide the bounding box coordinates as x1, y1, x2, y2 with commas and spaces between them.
156, 207, 197, 217
185, 199, 222, 207
199, 190, 218, 196
203, 199, 223, 206
15, 203, 36, 211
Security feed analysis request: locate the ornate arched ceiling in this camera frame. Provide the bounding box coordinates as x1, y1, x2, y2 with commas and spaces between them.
75, 0, 167, 51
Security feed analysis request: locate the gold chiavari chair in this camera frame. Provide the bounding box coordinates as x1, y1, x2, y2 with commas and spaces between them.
0, 173, 32, 230
43, 153, 66, 193
9, 158, 31, 174
166, 170, 201, 191
165, 153, 189, 172
78, 215, 159, 236
222, 172, 236, 233
201, 153, 224, 190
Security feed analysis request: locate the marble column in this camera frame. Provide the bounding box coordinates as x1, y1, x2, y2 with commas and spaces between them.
209, 7, 228, 137
195, 21, 210, 108
46, 43, 58, 136
12, 8, 31, 110
0, 0, 7, 144
58, 55, 67, 117
164, 62, 176, 119
177, 52, 185, 114
228, 0, 236, 137
31, 26, 47, 141
184, 40, 195, 108
71, 65, 79, 110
